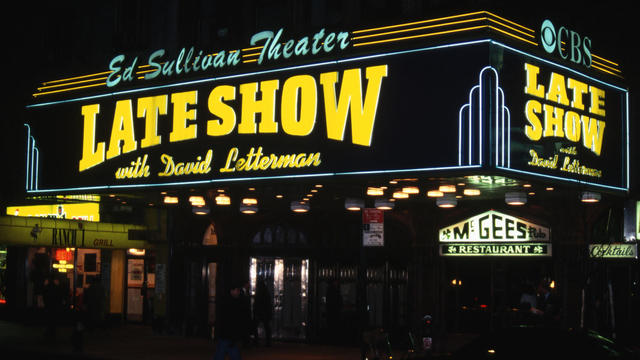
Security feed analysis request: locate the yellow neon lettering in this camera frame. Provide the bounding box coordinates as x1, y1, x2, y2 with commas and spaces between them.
563, 111, 581, 142
106, 99, 138, 160
589, 86, 606, 116
320, 64, 387, 146
137, 95, 167, 148
219, 146, 321, 172
566, 78, 588, 111
157, 150, 212, 177
79, 104, 105, 172
238, 80, 280, 134
236, 157, 247, 170
114, 154, 150, 179
542, 104, 565, 138
524, 63, 545, 98
524, 100, 543, 141
546, 73, 570, 106
207, 85, 237, 136
169, 90, 198, 142
581, 116, 605, 155
220, 147, 238, 173
281, 75, 317, 136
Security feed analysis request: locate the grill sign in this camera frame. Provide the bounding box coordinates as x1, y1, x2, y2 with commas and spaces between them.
439, 210, 550, 242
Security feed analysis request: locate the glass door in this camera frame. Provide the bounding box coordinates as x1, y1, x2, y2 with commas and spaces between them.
250, 257, 309, 340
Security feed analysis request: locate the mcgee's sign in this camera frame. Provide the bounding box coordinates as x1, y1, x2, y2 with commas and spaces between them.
439, 210, 550, 242
439, 210, 551, 257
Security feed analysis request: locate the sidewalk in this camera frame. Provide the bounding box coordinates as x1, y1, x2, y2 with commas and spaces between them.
0, 320, 363, 360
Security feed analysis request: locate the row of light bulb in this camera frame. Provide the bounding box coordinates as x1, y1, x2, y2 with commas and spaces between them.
165, 185, 601, 214
164, 185, 325, 214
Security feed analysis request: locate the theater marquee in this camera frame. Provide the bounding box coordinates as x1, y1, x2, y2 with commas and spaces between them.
24, 13, 629, 193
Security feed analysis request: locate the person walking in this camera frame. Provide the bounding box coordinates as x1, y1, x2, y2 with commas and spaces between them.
42, 275, 65, 340
253, 279, 273, 346
213, 282, 247, 360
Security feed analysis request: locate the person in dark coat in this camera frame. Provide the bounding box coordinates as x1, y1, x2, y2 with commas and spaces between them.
43, 275, 65, 339
252, 279, 273, 346
326, 279, 342, 343
214, 282, 247, 360
84, 276, 105, 330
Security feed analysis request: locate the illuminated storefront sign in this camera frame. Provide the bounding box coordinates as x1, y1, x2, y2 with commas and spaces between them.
24, 12, 628, 193
7, 203, 100, 221
52, 260, 74, 273
589, 243, 637, 259
439, 210, 550, 242
0, 216, 148, 249
27, 42, 493, 192
54, 248, 74, 262
439, 211, 551, 257
440, 243, 551, 257
495, 47, 628, 191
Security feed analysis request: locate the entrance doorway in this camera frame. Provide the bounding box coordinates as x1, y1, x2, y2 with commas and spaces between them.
313, 261, 409, 344
249, 257, 309, 340
126, 252, 154, 323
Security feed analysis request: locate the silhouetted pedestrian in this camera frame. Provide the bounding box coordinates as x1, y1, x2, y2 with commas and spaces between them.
326, 279, 342, 343
253, 279, 273, 346
214, 282, 246, 360
85, 275, 105, 330
518, 282, 541, 325
43, 275, 65, 340
240, 281, 252, 346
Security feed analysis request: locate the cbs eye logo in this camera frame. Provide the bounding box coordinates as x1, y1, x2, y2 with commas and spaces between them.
540, 19, 592, 68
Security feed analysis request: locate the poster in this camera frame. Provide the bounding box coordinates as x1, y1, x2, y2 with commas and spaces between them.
363, 208, 384, 247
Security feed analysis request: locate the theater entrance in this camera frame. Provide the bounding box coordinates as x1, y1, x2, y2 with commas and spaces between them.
249, 257, 309, 340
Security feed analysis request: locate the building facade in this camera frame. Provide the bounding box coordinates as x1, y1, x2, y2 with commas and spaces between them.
2, 0, 638, 352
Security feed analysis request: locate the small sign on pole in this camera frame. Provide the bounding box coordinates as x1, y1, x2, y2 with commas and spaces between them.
363, 208, 384, 247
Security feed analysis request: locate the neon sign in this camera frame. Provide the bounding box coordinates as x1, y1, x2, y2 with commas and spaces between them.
589, 244, 637, 259
107, 28, 350, 88
439, 211, 551, 257
440, 243, 551, 257
540, 19, 592, 68
439, 210, 550, 242
24, 21, 627, 193
52, 260, 74, 273
523, 63, 606, 155
7, 203, 99, 222
492, 43, 627, 191
80, 65, 387, 175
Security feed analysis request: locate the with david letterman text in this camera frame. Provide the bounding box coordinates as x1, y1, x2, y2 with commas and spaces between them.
114, 147, 323, 180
